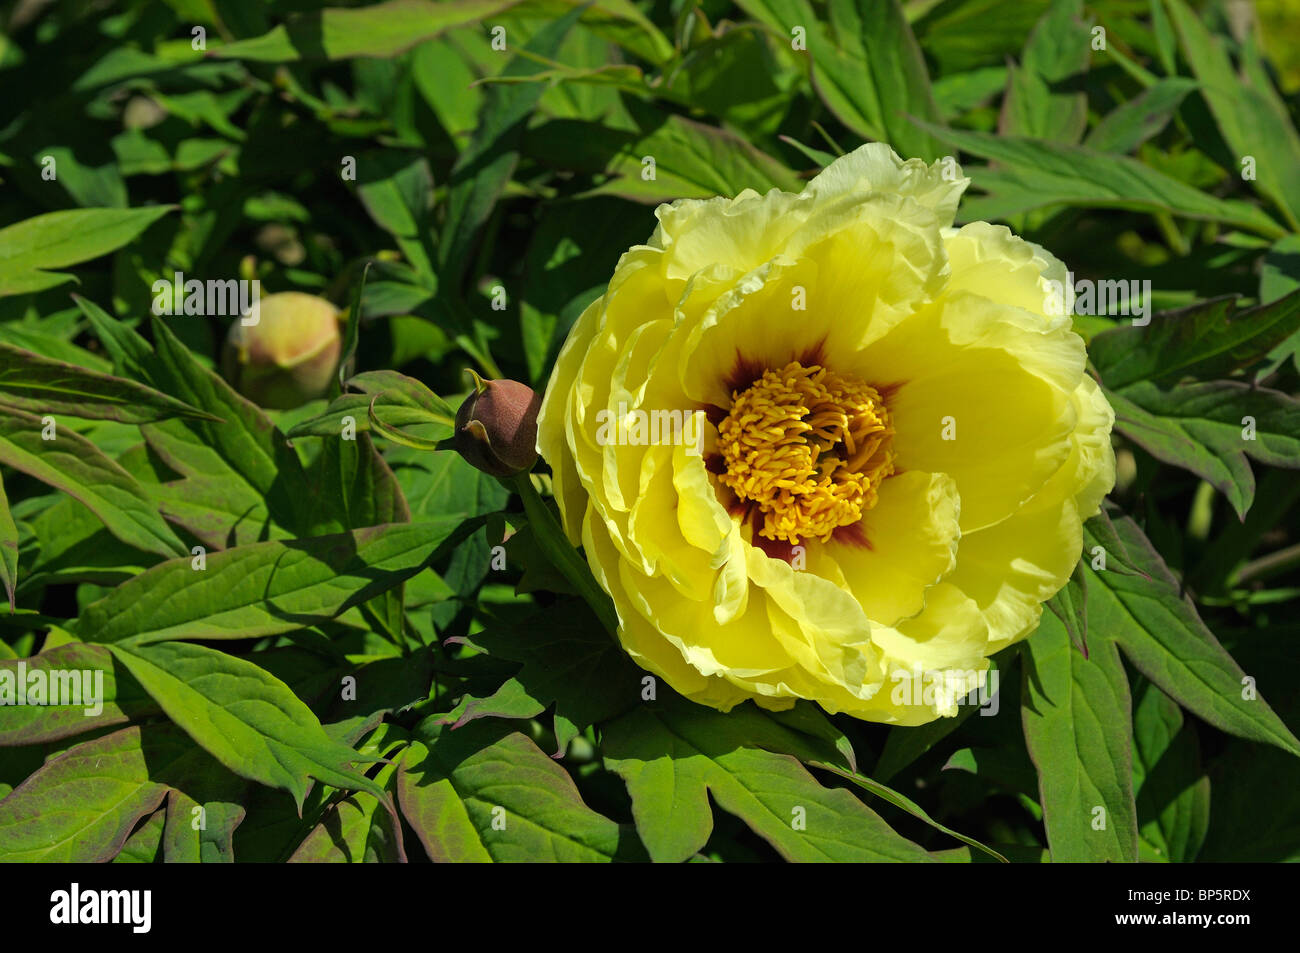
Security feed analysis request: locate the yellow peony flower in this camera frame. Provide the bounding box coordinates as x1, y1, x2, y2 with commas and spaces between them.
536, 144, 1116, 725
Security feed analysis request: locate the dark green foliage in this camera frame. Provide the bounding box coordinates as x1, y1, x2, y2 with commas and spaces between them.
0, 0, 1298, 863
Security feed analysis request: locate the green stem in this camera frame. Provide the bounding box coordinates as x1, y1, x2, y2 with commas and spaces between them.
1233, 542, 1300, 587
453, 330, 504, 381
510, 472, 619, 636
1154, 211, 1190, 256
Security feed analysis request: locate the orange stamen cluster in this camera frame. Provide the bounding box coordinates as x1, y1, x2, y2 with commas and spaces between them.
717, 361, 895, 544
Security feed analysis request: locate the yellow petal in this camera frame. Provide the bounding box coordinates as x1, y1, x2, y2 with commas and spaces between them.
942, 221, 1074, 327
822, 470, 961, 627
807, 143, 970, 228
652, 188, 813, 287
945, 495, 1083, 650
677, 193, 946, 409
534, 137, 1116, 729
857, 291, 1085, 531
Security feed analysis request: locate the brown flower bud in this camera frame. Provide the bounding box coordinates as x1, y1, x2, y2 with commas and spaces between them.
222, 292, 342, 409
454, 375, 541, 477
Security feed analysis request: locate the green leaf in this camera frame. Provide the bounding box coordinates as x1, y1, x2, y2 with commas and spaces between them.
1020, 0, 1088, 83
1090, 290, 1300, 388
113, 809, 165, 863
655, 27, 795, 138
778, 133, 838, 168
602, 696, 933, 862
734, 0, 941, 157
943, 745, 1041, 800
441, 676, 547, 728
399, 718, 638, 862
212, 0, 515, 62
147, 316, 314, 536
517, 197, 648, 385
147, 468, 288, 552
355, 154, 437, 282
1148, 0, 1178, 76
161, 788, 246, 863
17, 493, 162, 588
107, 640, 385, 809
438, 4, 584, 288
0, 476, 15, 611
1261, 235, 1300, 303
307, 431, 410, 535
917, 122, 1286, 238
0, 409, 188, 559
1021, 611, 1138, 862
305, 344, 414, 649
0, 323, 111, 373
288, 727, 407, 863
1132, 680, 1209, 863
36, 145, 127, 208
78, 299, 313, 541
1080, 507, 1145, 577
873, 706, 976, 783
73, 295, 162, 382
1165, 0, 1300, 230
75, 520, 463, 645
410, 35, 485, 148
154, 729, 250, 864
912, 0, 1051, 74
0, 342, 220, 424
67, 312, 278, 548
392, 447, 507, 612
511, 473, 618, 634
367, 397, 447, 451
807, 759, 1007, 862
0, 206, 173, 297
819, 0, 944, 160
395, 444, 507, 526
335, 260, 369, 393
525, 112, 801, 203
1083, 512, 1300, 756
442, 602, 642, 753
1260, 236, 1300, 367
287, 396, 452, 440
931, 66, 1008, 117
1000, 0, 1091, 143
1045, 560, 1088, 656
361, 280, 438, 322
1084, 78, 1197, 154
287, 370, 456, 438
0, 726, 168, 861
0, 269, 75, 297
1198, 628, 1300, 861
0, 723, 243, 862
308, 286, 414, 540
1104, 379, 1300, 519
520, 0, 675, 67
589, 113, 803, 203
0, 642, 158, 746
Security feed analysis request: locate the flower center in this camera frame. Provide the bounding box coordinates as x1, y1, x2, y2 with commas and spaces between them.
717, 361, 895, 544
